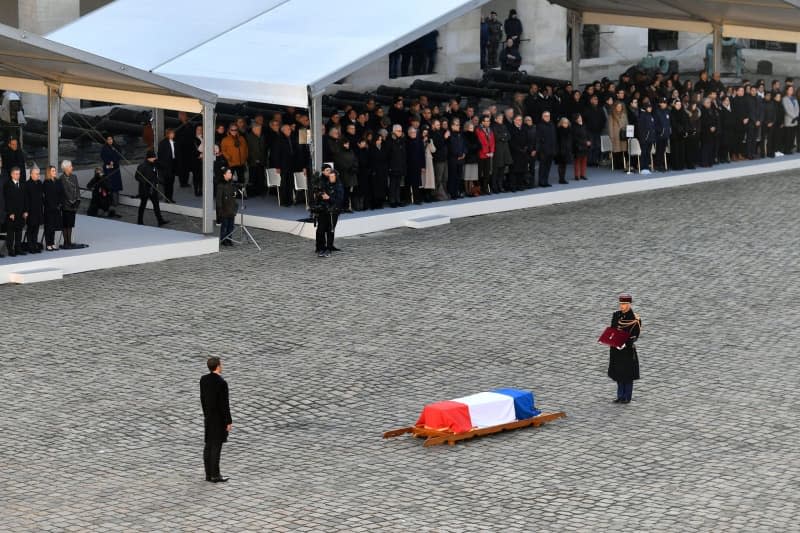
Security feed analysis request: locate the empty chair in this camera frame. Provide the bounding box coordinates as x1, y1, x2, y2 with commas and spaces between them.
266, 168, 282, 206
600, 135, 613, 169
628, 138, 642, 173
293, 171, 308, 207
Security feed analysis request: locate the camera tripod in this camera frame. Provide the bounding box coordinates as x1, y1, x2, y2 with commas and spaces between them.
222, 183, 261, 251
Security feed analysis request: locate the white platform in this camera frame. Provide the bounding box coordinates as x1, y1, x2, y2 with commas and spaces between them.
0, 215, 219, 285
7, 267, 64, 284
405, 214, 451, 229
84, 154, 800, 240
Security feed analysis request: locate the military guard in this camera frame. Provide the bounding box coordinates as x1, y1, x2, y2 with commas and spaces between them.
607, 294, 641, 403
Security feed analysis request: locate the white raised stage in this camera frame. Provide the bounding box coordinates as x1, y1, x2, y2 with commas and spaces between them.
82, 154, 800, 239
0, 215, 218, 285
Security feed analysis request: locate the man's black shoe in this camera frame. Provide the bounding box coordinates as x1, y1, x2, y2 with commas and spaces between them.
16, 249, 27, 256
613, 399, 621, 403
206, 476, 214, 482
211, 476, 228, 483
331, 246, 341, 252
158, 220, 171, 227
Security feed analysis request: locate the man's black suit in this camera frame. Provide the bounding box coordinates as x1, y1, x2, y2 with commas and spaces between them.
157, 138, 177, 202
24, 179, 43, 252
200, 372, 232, 480
3, 179, 26, 254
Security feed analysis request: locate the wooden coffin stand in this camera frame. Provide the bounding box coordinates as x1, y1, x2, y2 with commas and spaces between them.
383, 411, 567, 447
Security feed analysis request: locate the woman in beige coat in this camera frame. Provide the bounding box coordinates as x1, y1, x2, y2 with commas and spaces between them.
609, 101, 629, 171
422, 127, 436, 198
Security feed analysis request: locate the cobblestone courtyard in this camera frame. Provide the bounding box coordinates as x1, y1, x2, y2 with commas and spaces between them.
4, 171, 800, 532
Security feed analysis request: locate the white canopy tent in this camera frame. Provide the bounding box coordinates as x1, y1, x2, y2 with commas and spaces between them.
48, 0, 490, 169
48, 0, 490, 107
550, 0, 800, 85
0, 22, 219, 233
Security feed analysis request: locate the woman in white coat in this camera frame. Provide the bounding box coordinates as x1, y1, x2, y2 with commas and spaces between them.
421, 127, 436, 202
782, 86, 799, 154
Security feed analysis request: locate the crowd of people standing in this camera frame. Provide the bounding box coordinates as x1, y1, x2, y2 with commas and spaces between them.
0, 146, 83, 256
311, 70, 800, 211
3, 63, 799, 254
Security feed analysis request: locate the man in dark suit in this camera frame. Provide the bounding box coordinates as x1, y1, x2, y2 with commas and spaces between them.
135, 151, 169, 227
157, 128, 177, 202
269, 124, 296, 206
200, 357, 232, 483
3, 167, 27, 256
535, 111, 557, 187
24, 166, 44, 253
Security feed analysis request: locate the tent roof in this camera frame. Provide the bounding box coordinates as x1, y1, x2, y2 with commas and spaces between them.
550, 0, 800, 41
0, 23, 215, 112
48, 0, 489, 108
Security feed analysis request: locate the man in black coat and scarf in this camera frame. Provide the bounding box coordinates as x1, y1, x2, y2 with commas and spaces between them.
135, 150, 169, 227
535, 111, 557, 187
3, 167, 27, 256
386, 125, 407, 207
24, 166, 44, 253
269, 124, 298, 206
508, 115, 529, 191
200, 357, 232, 482
607, 294, 642, 404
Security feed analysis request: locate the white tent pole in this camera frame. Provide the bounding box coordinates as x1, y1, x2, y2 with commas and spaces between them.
712, 24, 722, 75
152, 108, 165, 145
46, 84, 60, 167
569, 10, 582, 87
202, 102, 215, 234
309, 91, 323, 172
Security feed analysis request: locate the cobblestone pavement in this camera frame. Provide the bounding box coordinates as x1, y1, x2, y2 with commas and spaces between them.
3, 171, 800, 532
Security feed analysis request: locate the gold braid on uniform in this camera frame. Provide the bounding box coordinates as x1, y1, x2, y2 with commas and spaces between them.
617, 313, 642, 331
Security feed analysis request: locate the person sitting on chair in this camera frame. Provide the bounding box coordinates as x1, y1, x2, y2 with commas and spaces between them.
86, 168, 118, 218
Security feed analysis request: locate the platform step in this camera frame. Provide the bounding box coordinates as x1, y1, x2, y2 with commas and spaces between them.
8, 268, 64, 284
405, 214, 451, 229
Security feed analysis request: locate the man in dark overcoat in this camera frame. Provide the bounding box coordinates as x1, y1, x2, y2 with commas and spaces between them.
607, 294, 642, 403
508, 115, 529, 192
3, 166, 27, 256
135, 150, 169, 227
535, 111, 557, 187
24, 166, 44, 253
200, 357, 232, 482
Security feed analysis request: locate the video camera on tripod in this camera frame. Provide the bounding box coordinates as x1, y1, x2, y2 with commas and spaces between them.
308, 167, 343, 217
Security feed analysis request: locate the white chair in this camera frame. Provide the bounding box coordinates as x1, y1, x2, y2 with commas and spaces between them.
266, 168, 282, 206
600, 135, 613, 169
628, 138, 642, 173
293, 171, 308, 207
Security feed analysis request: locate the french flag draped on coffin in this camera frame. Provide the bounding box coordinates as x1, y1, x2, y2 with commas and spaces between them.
415, 388, 541, 433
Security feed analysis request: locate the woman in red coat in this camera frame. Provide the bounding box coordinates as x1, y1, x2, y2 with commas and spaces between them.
475, 115, 495, 195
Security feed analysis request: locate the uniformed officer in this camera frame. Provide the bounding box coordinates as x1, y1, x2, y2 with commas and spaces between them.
607, 294, 642, 403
